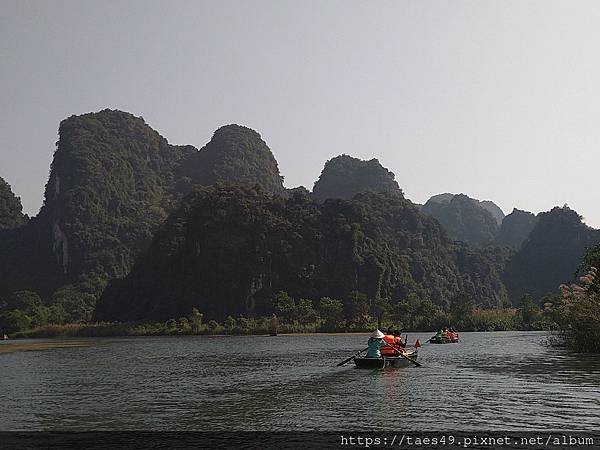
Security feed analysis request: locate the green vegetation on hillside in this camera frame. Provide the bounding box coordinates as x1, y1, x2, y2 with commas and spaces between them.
494, 208, 538, 249
94, 184, 510, 323
0, 109, 596, 340
312, 154, 401, 201
179, 124, 285, 195
0, 113, 289, 324
503, 206, 600, 304
0, 177, 27, 229
421, 193, 500, 248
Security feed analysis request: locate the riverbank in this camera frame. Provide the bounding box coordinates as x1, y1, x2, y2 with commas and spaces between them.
8, 320, 554, 340
0, 340, 91, 354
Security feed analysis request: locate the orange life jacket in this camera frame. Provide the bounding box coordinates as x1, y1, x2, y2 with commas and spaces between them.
380, 335, 401, 356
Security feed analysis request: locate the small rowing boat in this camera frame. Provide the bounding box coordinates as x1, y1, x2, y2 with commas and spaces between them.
429, 333, 459, 344
354, 348, 418, 369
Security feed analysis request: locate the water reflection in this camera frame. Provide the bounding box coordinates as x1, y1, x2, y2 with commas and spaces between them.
1, 332, 599, 431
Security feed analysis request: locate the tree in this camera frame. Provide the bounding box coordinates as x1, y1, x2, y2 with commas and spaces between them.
319, 297, 344, 331
296, 299, 319, 325
414, 298, 441, 330
178, 317, 191, 333
0, 310, 32, 334
224, 316, 236, 331
449, 292, 475, 328
372, 297, 391, 329
189, 308, 204, 334
392, 300, 414, 330
272, 291, 296, 322
518, 294, 538, 329
345, 291, 371, 329
6, 291, 43, 312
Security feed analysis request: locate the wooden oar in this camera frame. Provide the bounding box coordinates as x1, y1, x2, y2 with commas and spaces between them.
425, 334, 438, 343
336, 347, 369, 367
388, 343, 422, 367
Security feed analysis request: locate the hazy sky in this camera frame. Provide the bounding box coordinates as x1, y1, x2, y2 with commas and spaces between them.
2, 1, 600, 226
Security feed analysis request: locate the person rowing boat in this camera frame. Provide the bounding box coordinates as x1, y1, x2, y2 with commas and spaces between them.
365, 329, 388, 357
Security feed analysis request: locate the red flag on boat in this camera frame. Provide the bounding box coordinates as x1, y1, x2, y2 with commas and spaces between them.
414, 339, 421, 348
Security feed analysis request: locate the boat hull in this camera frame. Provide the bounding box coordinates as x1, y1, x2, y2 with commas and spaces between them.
429, 334, 459, 344
354, 349, 418, 369
429, 338, 459, 344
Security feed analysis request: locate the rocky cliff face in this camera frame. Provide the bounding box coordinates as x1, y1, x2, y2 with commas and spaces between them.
503, 206, 600, 303
0, 111, 293, 321
312, 154, 401, 201
494, 208, 538, 250
38, 109, 197, 284
0, 177, 27, 230
421, 193, 500, 248
0, 110, 198, 316
94, 185, 509, 322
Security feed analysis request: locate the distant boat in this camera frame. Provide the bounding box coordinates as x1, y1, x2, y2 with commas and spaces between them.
354, 348, 418, 369
429, 332, 459, 344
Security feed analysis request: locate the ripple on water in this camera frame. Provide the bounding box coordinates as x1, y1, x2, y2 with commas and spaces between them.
1, 332, 599, 431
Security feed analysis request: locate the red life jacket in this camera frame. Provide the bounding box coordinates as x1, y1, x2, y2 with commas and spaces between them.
380, 335, 401, 356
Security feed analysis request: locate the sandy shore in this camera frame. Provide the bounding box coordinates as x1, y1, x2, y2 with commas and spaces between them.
0, 341, 91, 354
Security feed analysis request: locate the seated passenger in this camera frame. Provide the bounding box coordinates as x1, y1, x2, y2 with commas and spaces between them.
381, 332, 399, 356
393, 330, 406, 348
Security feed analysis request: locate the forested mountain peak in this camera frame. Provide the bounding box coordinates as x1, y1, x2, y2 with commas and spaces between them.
0, 109, 199, 321
494, 208, 538, 249
421, 193, 500, 247
312, 154, 401, 201
424, 193, 504, 225
40, 109, 196, 277
0, 177, 27, 230
503, 205, 600, 303
179, 123, 285, 195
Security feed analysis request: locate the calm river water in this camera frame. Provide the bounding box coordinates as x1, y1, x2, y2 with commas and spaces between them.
1, 331, 599, 431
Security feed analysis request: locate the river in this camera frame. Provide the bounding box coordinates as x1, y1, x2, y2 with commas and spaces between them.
1, 331, 599, 431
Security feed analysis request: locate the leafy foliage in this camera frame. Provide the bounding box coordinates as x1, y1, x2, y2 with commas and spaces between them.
179, 124, 285, 195
553, 265, 600, 353
312, 154, 401, 201
94, 185, 509, 322
494, 208, 538, 249
0, 110, 198, 320
503, 206, 600, 303
0, 113, 288, 325
0, 177, 27, 230
421, 193, 500, 248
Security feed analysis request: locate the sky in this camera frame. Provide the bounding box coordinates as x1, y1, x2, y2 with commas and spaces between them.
2, 0, 600, 226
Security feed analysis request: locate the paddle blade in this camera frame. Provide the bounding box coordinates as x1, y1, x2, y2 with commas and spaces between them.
415, 339, 421, 348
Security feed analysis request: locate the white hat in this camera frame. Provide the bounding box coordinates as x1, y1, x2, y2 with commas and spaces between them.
370, 329, 385, 339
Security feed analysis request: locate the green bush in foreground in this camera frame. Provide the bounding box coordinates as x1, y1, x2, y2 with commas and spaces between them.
554, 266, 600, 353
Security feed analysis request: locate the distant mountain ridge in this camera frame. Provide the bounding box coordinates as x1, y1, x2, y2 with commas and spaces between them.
0, 110, 288, 320
0, 108, 596, 328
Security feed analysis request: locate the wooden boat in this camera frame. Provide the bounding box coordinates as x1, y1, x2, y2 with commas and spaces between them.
429, 334, 459, 344
354, 349, 418, 369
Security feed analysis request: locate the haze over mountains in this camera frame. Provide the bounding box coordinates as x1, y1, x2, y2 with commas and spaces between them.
1, 109, 598, 324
